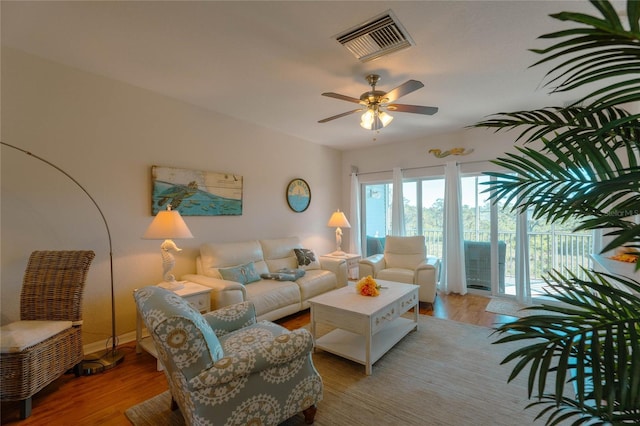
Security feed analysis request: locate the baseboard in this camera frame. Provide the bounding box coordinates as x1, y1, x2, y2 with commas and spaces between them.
83, 330, 137, 356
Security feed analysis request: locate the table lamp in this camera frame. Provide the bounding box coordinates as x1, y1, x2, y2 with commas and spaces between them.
327, 209, 351, 256
143, 205, 193, 290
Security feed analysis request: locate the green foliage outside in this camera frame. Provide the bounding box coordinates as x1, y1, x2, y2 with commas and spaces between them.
399, 180, 592, 281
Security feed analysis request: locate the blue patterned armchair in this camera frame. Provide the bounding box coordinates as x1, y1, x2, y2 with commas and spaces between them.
133, 286, 322, 425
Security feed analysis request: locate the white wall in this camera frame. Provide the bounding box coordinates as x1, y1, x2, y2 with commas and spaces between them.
342, 128, 519, 178
1, 48, 343, 345
339, 126, 523, 241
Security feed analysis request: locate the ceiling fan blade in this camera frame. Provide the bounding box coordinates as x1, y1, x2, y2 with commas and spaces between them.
384, 80, 424, 103
318, 109, 363, 123
321, 92, 363, 104
386, 104, 438, 115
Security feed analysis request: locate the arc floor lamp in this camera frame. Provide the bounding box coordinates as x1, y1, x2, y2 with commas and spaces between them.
1, 141, 125, 374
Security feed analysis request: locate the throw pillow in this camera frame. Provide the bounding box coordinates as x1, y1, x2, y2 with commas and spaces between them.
219, 262, 261, 284
293, 248, 320, 270
278, 267, 306, 279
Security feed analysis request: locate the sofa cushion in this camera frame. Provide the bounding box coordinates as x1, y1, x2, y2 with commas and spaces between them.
385, 253, 424, 270
384, 236, 426, 270
296, 269, 337, 302
200, 241, 268, 278
219, 262, 261, 284
260, 237, 300, 272
377, 268, 414, 284
293, 248, 320, 270
244, 280, 301, 318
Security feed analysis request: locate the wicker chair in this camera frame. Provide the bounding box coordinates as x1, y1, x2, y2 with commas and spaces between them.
0, 250, 95, 419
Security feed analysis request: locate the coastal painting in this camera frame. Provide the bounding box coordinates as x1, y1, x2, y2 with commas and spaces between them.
151, 166, 243, 216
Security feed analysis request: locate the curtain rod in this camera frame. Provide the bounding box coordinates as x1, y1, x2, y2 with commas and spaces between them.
353, 159, 491, 176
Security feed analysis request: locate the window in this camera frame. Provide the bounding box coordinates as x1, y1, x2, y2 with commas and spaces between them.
460, 173, 592, 296
419, 179, 445, 258
362, 178, 445, 257
461, 175, 509, 293
360, 169, 593, 299
362, 183, 391, 257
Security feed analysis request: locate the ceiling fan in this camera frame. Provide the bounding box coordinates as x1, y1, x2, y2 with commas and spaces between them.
318, 74, 438, 131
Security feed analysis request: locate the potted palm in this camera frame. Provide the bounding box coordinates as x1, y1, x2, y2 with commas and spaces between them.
474, 0, 640, 424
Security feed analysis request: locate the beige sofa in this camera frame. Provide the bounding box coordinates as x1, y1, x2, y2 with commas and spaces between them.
183, 237, 347, 321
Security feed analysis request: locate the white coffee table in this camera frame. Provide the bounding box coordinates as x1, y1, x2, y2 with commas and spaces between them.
308, 280, 419, 375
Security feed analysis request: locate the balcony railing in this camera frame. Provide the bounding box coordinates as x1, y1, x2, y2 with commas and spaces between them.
422, 229, 593, 285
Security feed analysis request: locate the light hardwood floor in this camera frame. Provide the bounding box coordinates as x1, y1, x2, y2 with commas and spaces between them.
0, 292, 516, 425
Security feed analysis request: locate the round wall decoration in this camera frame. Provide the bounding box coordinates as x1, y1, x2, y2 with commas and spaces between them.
286, 178, 311, 212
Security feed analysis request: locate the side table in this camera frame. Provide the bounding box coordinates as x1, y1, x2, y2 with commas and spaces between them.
322, 253, 361, 280
135, 281, 212, 371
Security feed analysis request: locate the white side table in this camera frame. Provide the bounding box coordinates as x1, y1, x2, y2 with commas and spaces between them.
135, 281, 212, 371
322, 253, 361, 280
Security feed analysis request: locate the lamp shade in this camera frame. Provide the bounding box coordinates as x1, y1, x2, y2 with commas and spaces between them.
378, 110, 394, 127
143, 209, 194, 240
360, 109, 375, 129
327, 210, 351, 228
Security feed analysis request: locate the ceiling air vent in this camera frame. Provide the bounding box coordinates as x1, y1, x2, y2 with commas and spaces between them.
336, 10, 414, 62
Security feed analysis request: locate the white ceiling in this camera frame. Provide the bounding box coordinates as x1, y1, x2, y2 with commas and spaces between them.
1, 1, 614, 151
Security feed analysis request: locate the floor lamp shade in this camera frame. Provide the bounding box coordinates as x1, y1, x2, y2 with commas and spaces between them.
327, 210, 351, 256
143, 207, 193, 290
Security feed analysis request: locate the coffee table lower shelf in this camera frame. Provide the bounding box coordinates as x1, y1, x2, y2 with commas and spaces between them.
314, 317, 416, 371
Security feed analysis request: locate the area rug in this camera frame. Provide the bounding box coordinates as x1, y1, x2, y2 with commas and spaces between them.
125, 316, 564, 426
485, 297, 548, 318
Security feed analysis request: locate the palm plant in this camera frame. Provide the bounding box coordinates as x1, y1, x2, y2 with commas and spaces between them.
473, 0, 640, 424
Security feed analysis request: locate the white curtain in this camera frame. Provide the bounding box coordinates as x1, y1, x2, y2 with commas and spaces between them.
349, 172, 362, 255
391, 167, 405, 236
515, 209, 531, 304
441, 162, 467, 295
592, 228, 604, 256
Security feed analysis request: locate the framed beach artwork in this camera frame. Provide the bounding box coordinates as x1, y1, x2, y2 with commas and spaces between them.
151, 166, 243, 216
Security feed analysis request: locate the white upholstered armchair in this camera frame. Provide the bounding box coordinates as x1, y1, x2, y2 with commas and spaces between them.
359, 236, 440, 303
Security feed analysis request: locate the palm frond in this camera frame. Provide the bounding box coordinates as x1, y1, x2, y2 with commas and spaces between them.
493, 270, 640, 424
484, 146, 640, 226
473, 106, 639, 147
478, 2, 640, 424
531, 1, 640, 106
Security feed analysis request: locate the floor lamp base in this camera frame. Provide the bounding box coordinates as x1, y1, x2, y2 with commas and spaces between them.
81, 348, 125, 376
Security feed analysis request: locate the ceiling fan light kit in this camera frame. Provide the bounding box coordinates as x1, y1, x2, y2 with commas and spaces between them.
360, 106, 393, 130
319, 73, 438, 133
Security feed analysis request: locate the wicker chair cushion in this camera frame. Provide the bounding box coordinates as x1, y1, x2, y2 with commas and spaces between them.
0, 320, 72, 353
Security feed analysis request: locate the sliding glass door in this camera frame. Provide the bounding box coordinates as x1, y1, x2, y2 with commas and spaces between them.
361, 170, 593, 299
362, 183, 391, 257
460, 175, 512, 294
420, 179, 445, 259
362, 179, 445, 257
461, 173, 593, 298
